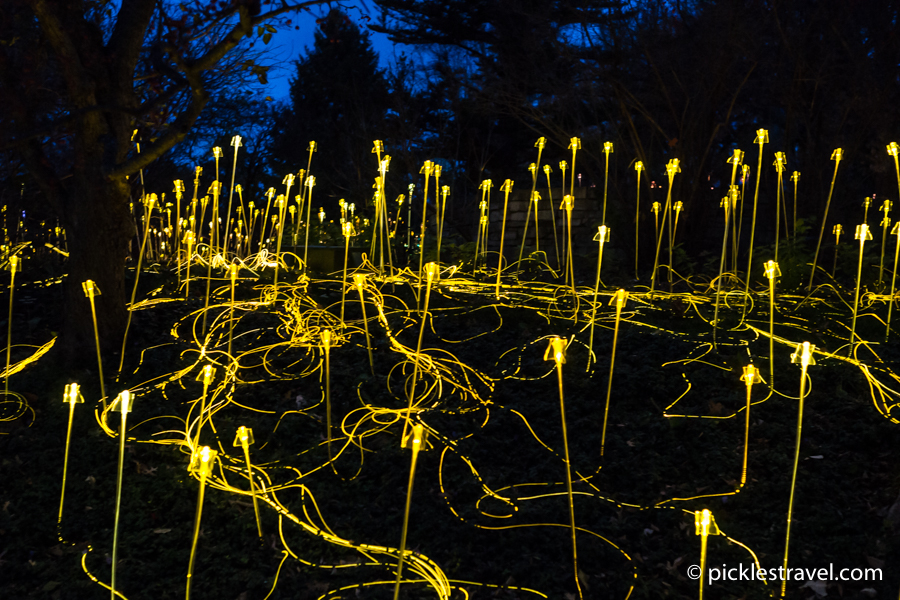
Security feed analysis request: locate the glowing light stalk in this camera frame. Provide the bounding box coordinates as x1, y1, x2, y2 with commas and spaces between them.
545, 337, 584, 600
782, 342, 815, 597
600, 290, 627, 456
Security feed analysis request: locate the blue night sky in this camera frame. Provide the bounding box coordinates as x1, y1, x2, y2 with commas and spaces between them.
263, 1, 407, 101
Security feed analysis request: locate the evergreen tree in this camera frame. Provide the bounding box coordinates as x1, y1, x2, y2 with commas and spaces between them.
271, 9, 391, 212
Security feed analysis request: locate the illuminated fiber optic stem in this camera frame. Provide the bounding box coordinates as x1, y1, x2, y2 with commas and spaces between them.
600, 290, 627, 456
495, 180, 513, 299
774, 151, 787, 260
382, 162, 395, 274
354, 274, 375, 375
174, 179, 184, 283
543, 165, 561, 271
372, 141, 385, 267
832, 225, 843, 278
274, 174, 294, 289
695, 509, 720, 600
5, 255, 16, 399
672, 201, 684, 250
302, 142, 316, 239
58, 383, 83, 533
587, 225, 610, 371
742, 129, 768, 319
234, 426, 263, 538
340, 220, 354, 324
808, 148, 843, 292
406, 183, 414, 261
303, 175, 315, 274
322, 329, 333, 463
236, 185, 248, 256
544, 337, 583, 600
879, 200, 892, 286
418, 160, 434, 297
782, 342, 815, 598
764, 260, 781, 389
791, 171, 800, 238
634, 161, 643, 279
194, 365, 214, 449
849, 223, 872, 357
474, 181, 490, 272
82, 280, 106, 408
225, 135, 241, 258
119, 193, 156, 377
862, 195, 872, 225
186, 445, 217, 600
392, 423, 426, 600
519, 139, 546, 266
437, 184, 449, 266
713, 188, 736, 348
212, 147, 224, 251
601, 141, 613, 225
392, 195, 405, 242
651, 201, 660, 259
737, 163, 750, 273
202, 183, 222, 336
562, 194, 576, 298
886, 222, 900, 341
228, 264, 238, 357
261, 187, 275, 253
518, 164, 538, 268
650, 159, 680, 296
559, 161, 569, 275
739, 365, 761, 485
110, 390, 133, 600
404, 264, 437, 446
568, 138, 581, 199
183, 232, 195, 300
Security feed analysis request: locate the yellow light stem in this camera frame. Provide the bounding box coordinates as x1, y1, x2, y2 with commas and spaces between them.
404, 264, 436, 443
110, 391, 133, 600
782, 343, 815, 597
417, 163, 433, 303
237, 428, 263, 539
322, 330, 333, 463
634, 162, 643, 279
495, 182, 513, 299
118, 196, 156, 376
886, 223, 900, 340
549, 338, 584, 600
765, 261, 780, 389
849, 224, 871, 357
600, 291, 627, 456
228, 265, 237, 356
650, 160, 680, 296
58, 384, 81, 534
742, 134, 767, 318
355, 277, 375, 375
740, 366, 760, 486
808, 150, 843, 291
713, 191, 734, 348
587, 227, 609, 371
303, 177, 315, 274
186, 446, 216, 600
5, 257, 16, 399
392, 423, 424, 600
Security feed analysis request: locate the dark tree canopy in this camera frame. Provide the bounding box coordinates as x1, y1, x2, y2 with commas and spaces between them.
0, 0, 330, 367
271, 8, 391, 211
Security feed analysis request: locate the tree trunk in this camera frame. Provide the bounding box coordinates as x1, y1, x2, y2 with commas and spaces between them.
58, 169, 134, 370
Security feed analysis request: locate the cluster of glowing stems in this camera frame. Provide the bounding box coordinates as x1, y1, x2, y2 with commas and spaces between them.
8, 133, 900, 600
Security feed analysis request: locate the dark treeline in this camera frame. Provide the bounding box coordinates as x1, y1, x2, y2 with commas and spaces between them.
2, 0, 899, 358
173, 0, 900, 261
